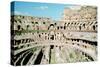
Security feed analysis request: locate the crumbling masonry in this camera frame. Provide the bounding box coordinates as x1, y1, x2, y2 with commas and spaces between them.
11, 6, 97, 66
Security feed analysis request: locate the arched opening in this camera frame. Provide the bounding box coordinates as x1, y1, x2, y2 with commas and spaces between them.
48, 24, 54, 30
54, 23, 57, 25
64, 26, 66, 30
93, 25, 95, 30
50, 45, 54, 49
39, 34, 41, 38
26, 25, 29, 30
79, 26, 81, 30
43, 22, 45, 24
83, 24, 85, 28
35, 22, 38, 24
17, 25, 21, 30
57, 26, 59, 30
50, 35, 54, 40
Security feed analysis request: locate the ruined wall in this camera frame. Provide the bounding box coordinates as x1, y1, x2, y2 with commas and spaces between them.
11, 6, 97, 66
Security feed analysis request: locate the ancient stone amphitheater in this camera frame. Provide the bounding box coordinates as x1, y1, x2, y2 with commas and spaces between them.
11, 6, 97, 66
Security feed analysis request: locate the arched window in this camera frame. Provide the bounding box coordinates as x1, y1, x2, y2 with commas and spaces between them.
27, 25, 29, 30
64, 26, 66, 30
35, 22, 38, 24
39, 34, 41, 38
74, 23, 76, 25
49, 24, 54, 30
50, 35, 54, 40
93, 25, 95, 30
83, 24, 85, 27
22, 16, 24, 19
54, 23, 56, 25
32, 22, 34, 24
95, 21, 97, 24
17, 25, 21, 30
43, 22, 45, 24
79, 26, 81, 30
60, 26, 63, 29
57, 26, 59, 30
18, 19, 21, 23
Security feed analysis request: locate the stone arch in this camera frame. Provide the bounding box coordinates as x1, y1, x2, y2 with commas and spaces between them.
50, 24, 54, 27
93, 25, 95, 30
79, 26, 81, 30
48, 24, 54, 30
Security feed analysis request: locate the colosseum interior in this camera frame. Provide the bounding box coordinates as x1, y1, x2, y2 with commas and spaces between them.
11, 6, 97, 66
